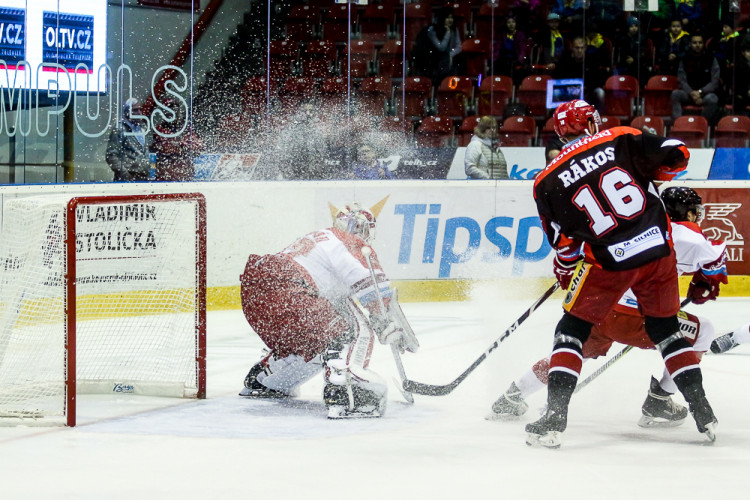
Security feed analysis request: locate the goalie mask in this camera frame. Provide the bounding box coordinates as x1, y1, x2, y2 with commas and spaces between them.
553, 99, 601, 140
333, 203, 377, 243
661, 186, 704, 223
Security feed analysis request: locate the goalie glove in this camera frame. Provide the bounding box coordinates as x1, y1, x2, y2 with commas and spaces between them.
371, 314, 406, 348
368, 289, 419, 353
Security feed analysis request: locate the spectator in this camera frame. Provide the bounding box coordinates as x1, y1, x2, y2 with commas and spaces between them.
657, 18, 690, 75
708, 21, 740, 88
552, 36, 606, 111
509, 0, 542, 31
492, 15, 531, 84
412, 8, 462, 87
464, 116, 508, 179
731, 43, 750, 115
616, 16, 652, 85
671, 34, 722, 125
677, 0, 703, 34
534, 12, 566, 72
151, 100, 204, 181
351, 143, 396, 179
105, 98, 151, 182
550, 0, 584, 34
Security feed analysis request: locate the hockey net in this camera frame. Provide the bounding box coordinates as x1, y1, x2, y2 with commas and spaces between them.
0, 193, 206, 426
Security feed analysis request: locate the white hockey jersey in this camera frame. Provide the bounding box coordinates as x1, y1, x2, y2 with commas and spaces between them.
616, 220, 727, 311
280, 227, 391, 309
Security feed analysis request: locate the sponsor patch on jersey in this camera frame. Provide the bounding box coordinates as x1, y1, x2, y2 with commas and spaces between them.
606, 226, 665, 262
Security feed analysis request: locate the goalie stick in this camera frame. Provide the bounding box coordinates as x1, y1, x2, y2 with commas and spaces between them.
362, 246, 414, 404
402, 281, 561, 396
573, 296, 694, 394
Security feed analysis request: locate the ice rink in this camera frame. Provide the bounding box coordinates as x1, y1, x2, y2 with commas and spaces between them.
2, 286, 749, 500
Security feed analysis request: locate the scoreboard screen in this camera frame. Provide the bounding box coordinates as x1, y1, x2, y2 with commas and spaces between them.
0, 0, 107, 93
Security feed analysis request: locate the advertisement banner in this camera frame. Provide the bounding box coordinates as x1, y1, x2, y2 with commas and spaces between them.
699, 187, 749, 275
42, 11, 94, 71
0, 7, 25, 66
314, 185, 553, 280
708, 149, 750, 180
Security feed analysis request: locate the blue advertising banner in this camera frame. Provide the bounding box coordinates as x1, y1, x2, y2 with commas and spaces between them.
0, 7, 25, 66
42, 11, 94, 71
708, 149, 750, 180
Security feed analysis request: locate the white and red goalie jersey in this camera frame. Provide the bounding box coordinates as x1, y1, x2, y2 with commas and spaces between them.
280, 227, 392, 313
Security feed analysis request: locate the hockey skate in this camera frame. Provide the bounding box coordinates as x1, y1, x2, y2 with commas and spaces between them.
239, 360, 288, 398
638, 377, 688, 428
525, 409, 567, 449
683, 384, 718, 442
710, 332, 739, 354
324, 383, 386, 419
487, 382, 529, 420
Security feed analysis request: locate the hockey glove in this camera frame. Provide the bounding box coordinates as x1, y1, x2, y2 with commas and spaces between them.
687, 271, 722, 305
553, 254, 580, 291
370, 314, 407, 351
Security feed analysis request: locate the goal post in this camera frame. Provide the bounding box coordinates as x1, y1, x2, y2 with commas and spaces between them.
0, 193, 207, 426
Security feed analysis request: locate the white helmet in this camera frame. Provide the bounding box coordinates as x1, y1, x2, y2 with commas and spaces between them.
333, 202, 377, 243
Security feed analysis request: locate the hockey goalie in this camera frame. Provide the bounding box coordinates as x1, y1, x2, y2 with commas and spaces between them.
239, 201, 419, 419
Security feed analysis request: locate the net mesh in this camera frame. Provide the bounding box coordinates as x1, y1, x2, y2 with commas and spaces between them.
0, 194, 203, 422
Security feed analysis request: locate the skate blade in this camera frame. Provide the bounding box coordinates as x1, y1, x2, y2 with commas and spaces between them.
637, 415, 687, 428
485, 411, 521, 422
702, 421, 717, 443
525, 431, 562, 449
327, 405, 382, 419
238, 386, 288, 398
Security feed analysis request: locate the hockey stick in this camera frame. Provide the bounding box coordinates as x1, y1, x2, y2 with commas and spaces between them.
573, 296, 694, 394
402, 281, 561, 396
362, 246, 414, 404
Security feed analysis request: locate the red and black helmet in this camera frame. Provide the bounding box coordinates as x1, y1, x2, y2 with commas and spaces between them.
553, 99, 601, 140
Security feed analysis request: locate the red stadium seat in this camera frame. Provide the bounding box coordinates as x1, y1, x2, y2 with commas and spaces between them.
302, 40, 338, 79
398, 76, 433, 117
603, 75, 639, 121
278, 77, 317, 114
378, 39, 408, 78
477, 75, 513, 117
343, 40, 376, 79
322, 4, 355, 43
435, 76, 475, 118
537, 116, 558, 147
643, 75, 679, 120
268, 40, 299, 83
460, 38, 490, 77
670, 115, 709, 148
500, 115, 536, 147
359, 3, 393, 42
457, 115, 483, 146
400, 3, 431, 43
285, 5, 320, 42
599, 115, 621, 130
357, 77, 393, 116
240, 76, 276, 116
319, 76, 348, 113
630, 115, 666, 135
415, 115, 454, 148
714, 115, 750, 148
517, 74, 550, 120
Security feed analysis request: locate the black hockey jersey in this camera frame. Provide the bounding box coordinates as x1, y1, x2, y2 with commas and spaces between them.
533, 126, 690, 270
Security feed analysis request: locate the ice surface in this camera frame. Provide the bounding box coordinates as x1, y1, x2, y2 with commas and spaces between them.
2, 291, 750, 499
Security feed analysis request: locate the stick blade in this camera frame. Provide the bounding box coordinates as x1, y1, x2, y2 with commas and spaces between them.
402, 379, 456, 396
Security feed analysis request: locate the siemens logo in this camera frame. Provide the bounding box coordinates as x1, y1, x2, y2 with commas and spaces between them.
394, 203, 551, 277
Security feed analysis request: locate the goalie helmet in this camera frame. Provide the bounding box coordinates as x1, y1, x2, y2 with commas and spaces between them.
333, 202, 377, 243
661, 186, 704, 223
553, 99, 601, 140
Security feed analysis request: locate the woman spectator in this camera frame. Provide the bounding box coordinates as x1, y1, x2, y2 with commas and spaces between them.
464, 116, 508, 179
492, 15, 531, 85
412, 8, 462, 87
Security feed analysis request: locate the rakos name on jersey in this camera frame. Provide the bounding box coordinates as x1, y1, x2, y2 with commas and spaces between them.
557, 145, 616, 188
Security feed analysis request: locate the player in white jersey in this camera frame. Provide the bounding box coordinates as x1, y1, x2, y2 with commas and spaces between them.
239, 202, 418, 419
489, 187, 729, 428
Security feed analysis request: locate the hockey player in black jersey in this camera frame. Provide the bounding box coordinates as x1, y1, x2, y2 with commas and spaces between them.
527, 99, 718, 448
